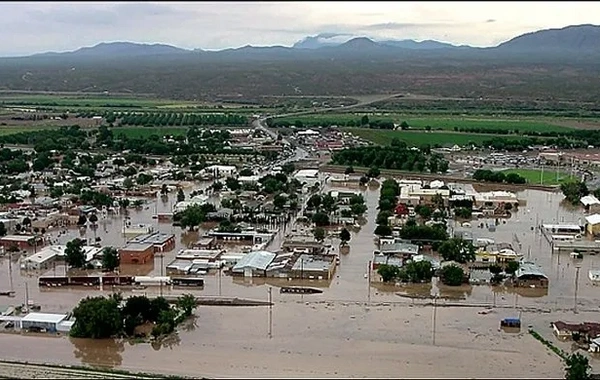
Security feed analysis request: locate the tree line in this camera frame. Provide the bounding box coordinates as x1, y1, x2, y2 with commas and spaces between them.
472, 169, 527, 184
107, 112, 247, 127
330, 143, 449, 174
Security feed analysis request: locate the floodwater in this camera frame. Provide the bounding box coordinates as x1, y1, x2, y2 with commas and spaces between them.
0, 176, 597, 377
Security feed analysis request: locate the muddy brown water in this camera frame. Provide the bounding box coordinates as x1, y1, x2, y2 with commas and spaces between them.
0, 179, 598, 377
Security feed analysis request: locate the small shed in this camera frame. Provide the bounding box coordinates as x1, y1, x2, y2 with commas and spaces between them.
586, 214, 600, 236
500, 318, 521, 328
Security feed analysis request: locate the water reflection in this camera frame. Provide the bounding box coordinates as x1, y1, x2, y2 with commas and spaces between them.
150, 333, 181, 351
71, 337, 124, 368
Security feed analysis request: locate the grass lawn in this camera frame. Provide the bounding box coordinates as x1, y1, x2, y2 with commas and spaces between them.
345, 128, 524, 147
276, 113, 572, 133
501, 168, 574, 185
112, 127, 188, 138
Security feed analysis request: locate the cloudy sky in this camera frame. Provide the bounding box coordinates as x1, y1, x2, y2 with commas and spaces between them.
0, 1, 598, 56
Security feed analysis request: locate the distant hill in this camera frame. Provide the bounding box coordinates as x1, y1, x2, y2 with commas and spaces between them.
379, 39, 462, 50
292, 34, 462, 50
496, 24, 600, 53
33, 42, 191, 58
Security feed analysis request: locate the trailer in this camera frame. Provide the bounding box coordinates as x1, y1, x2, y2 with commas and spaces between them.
172, 277, 204, 287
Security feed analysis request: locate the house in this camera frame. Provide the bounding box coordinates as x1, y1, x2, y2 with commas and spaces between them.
581, 195, 600, 214
294, 169, 319, 184
192, 237, 218, 250
552, 321, 600, 341
0, 235, 41, 250
372, 253, 403, 270
119, 243, 154, 265
128, 232, 176, 253
231, 250, 276, 277
514, 261, 548, 288
377, 242, 419, 258
585, 214, 600, 236
288, 254, 337, 280
203, 165, 237, 178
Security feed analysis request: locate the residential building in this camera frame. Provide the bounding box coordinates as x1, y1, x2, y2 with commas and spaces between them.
585, 214, 600, 236
514, 261, 549, 288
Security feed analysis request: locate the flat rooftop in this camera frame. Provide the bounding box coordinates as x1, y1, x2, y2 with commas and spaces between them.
130, 232, 175, 245
21, 312, 67, 324
291, 254, 335, 272
120, 242, 154, 252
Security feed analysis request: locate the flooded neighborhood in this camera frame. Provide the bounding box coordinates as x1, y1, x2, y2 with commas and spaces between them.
0, 116, 598, 379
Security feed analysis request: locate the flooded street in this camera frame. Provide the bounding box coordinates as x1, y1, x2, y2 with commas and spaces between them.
0, 178, 597, 377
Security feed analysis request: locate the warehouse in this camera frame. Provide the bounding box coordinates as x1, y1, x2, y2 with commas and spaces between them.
20, 312, 70, 333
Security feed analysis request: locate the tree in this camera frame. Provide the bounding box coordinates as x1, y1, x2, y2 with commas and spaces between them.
321, 194, 337, 212
22, 217, 31, 228
367, 166, 380, 178
377, 264, 400, 282
438, 238, 476, 264
123, 177, 134, 190
340, 228, 351, 246
489, 264, 502, 275
118, 198, 130, 210
160, 184, 169, 196
374, 225, 392, 236
0, 222, 6, 237
177, 188, 185, 202
359, 176, 369, 186
415, 205, 432, 219
225, 177, 241, 191
176, 204, 215, 230
307, 194, 322, 209
77, 214, 87, 226
65, 238, 86, 268
439, 264, 464, 286
88, 213, 99, 225
561, 181, 589, 205
313, 227, 326, 242
403, 260, 433, 283
102, 247, 120, 272
176, 294, 197, 317
565, 353, 591, 380
505, 260, 520, 276
70, 296, 123, 339
312, 212, 330, 227
273, 194, 287, 209
281, 163, 295, 175
400, 121, 409, 130
345, 166, 354, 175
360, 115, 369, 126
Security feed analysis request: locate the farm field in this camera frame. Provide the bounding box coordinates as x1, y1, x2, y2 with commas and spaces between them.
0, 126, 58, 136
274, 113, 572, 133
0, 95, 194, 108
111, 127, 188, 138
345, 128, 524, 147
501, 168, 574, 185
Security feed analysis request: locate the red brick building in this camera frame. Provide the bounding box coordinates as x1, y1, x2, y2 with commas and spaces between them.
119, 243, 154, 265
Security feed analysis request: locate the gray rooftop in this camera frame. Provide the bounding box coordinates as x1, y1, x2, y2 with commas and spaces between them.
130, 232, 174, 245
232, 251, 276, 271
380, 242, 419, 255
291, 254, 335, 272
516, 261, 548, 279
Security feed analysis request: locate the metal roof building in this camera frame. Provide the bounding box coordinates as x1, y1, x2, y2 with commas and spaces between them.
232, 251, 276, 277
515, 261, 548, 280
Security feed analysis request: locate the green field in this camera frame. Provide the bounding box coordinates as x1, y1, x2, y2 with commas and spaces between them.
501, 168, 574, 185
345, 128, 525, 147
112, 127, 188, 138
0, 95, 192, 108
275, 113, 571, 133
0, 126, 58, 136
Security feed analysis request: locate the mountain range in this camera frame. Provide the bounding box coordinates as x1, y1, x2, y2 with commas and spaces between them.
19, 24, 600, 60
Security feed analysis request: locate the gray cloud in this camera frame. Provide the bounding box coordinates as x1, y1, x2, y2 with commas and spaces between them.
0, 2, 598, 56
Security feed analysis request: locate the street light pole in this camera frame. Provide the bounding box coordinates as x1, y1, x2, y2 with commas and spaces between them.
574, 266, 581, 314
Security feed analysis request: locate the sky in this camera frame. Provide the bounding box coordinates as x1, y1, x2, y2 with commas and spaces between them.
1, 1, 599, 56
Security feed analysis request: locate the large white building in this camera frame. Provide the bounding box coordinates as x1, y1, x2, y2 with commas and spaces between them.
21, 245, 103, 270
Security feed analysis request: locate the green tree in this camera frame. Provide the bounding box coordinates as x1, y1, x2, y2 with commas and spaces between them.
374, 224, 392, 236
313, 227, 326, 242
439, 264, 464, 286
565, 353, 591, 380
65, 238, 86, 268
560, 180, 589, 205
415, 205, 432, 219
312, 212, 330, 227
340, 228, 351, 246
367, 166, 380, 178
70, 296, 123, 339
344, 166, 354, 175
438, 238, 476, 264
360, 115, 369, 126
0, 222, 6, 237
273, 194, 287, 209
505, 260, 520, 276
177, 188, 185, 202
403, 260, 433, 283
307, 194, 322, 209
102, 247, 120, 272
160, 183, 169, 196
400, 121, 409, 130
489, 264, 502, 275
321, 194, 337, 212
176, 204, 215, 230
88, 213, 99, 225
176, 294, 197, 317
123, 177, 134, 189
377, 264, 400, 282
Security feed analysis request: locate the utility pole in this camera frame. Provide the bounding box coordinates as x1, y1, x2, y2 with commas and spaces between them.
218, 266, 222, 296
367, 260, 372, 304
574, 266, 581, 314
268, 286, 273, 339
432, 295, 438, 346
159, 253, 164, 297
